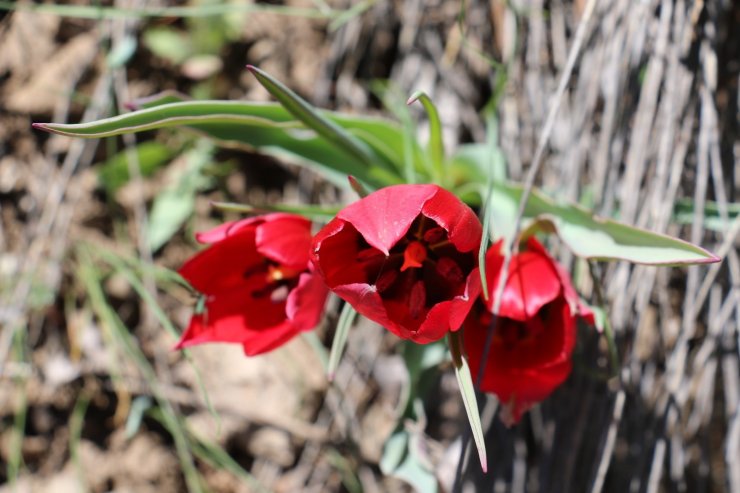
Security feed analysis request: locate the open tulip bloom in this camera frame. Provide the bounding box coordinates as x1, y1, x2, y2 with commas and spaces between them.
464, 238, 595, 425
34, 67, 721, 478
176, 213, 329, 356
310, 184, 482, 344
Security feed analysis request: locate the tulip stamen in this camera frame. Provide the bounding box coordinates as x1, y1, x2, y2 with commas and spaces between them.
428, 239, 452, 251
413, 215, 429, 239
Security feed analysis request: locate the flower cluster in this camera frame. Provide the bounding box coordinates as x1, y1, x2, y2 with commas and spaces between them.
177, 184, 593, 421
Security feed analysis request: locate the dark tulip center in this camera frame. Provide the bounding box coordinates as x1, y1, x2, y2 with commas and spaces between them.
244, 261, 303, 302
355, 215, 475, 328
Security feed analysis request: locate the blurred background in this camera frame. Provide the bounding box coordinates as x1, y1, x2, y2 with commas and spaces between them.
0, 0, 738, 492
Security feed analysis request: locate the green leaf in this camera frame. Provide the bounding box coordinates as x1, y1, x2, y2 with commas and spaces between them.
34, 100, 405, 189
143, 27, 193, 64
247, 66, 383, 170
380, 407, 439, 493
478, 183, 493, 302
448, 331, 487, 472
486, 182, 719, 265
128, 90, 415, 171
107, 35, 137, 68
407, 91, 445, 185
370, 81, 427, 183
673, 198, 740, 232
98, 141, 174, 195
467, 118, 503, 302
210, 201, 339, 223
125, 396, 153, 438
380, 431, 408, 473
327, 302, 358, 381
449, 142, 506, 185
126, 90, 193, 110
147, 142, 214, 251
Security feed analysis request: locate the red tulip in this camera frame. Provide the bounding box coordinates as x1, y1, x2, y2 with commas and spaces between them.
310, 184, 482, 343
176, 214, 329, 356
463, 237, 594, 425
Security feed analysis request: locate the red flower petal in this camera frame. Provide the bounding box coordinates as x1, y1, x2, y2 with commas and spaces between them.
332, 282, 405, 334
497, 360, 573, 426
179, 227, 263, 295
420, 187, 482, 253
240, 321, 301, 356
464, 236, 592, 424
286, 272, 329, 331
485, 239, 563, 321
524, 237, 595, 325
176, 284, 279, 348
336, 184, 438, 254
413, 268, 481, 343
464, 296, 578, 425
310, 219, 369, 287
256, 214, 312, 269
194, 216, 262, 244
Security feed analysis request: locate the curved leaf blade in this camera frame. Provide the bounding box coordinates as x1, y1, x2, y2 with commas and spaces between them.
407, 91, 445, 185
127, 91, 414, 170
448, 332, 487, 473
34, 101, 406, 188
247, 65, 381, 170
488, 182, 720, 265
327, 302, 357, 381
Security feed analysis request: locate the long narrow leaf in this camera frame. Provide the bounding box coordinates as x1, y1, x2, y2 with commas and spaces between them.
478, 183, 494, 302
448, 332, 487, 472
247, 66, 379, 169
328, 302, 358, 381
34, 100, 406, 188
476, 118, 502, 302
407, 91, 445, 185
210, 201, 340, 222
126, 91, 413, 171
